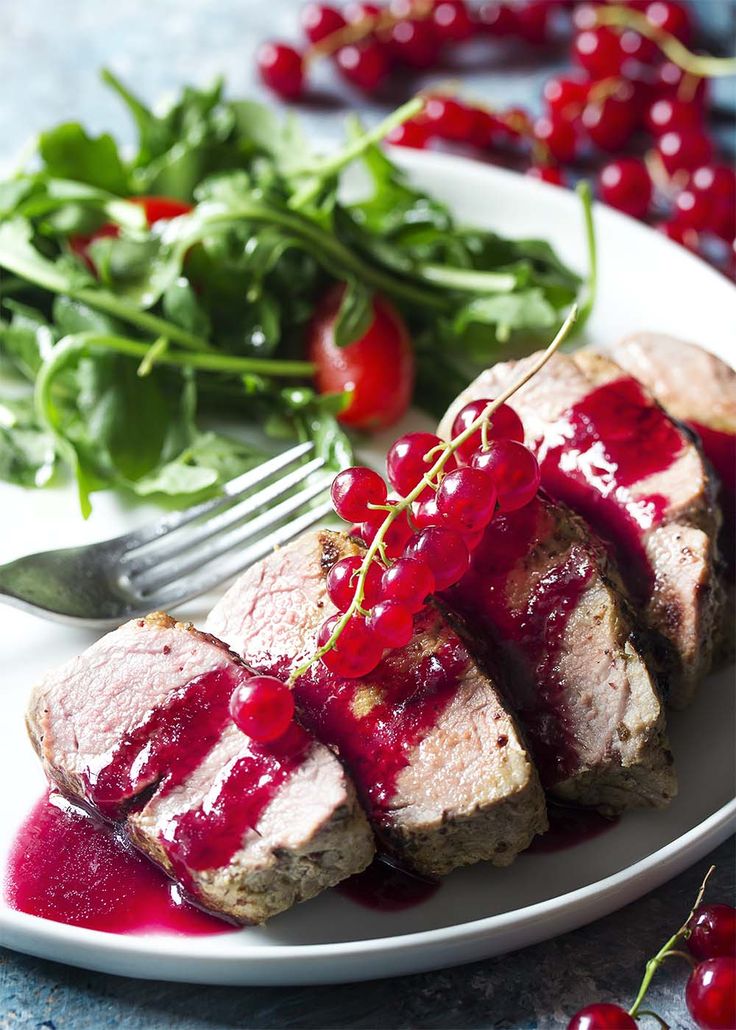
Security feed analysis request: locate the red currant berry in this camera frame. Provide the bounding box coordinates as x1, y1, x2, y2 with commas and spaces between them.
599, 158, 652, 219
367, 600, 414, 648
567, 1003, 637, 1030
469, 109, 500, 149
618, 28, 658, 64
686, 957, 736, 1030
412, 493, 445, 530
543, 74, 590, 122
361, 501, 414, 558
657, 218, 700, 251
452, 399, 525, 463
326, 555, 384, 611
318, 614, 383, 678
533, 115, 578, 163
336, 42, 389, 93
257, 43, 305, 100
582, 87, 638, 152
658, 131, 714, 175
572, 27, 624, 78
405, 527, 470, 590
432, 1, 474, 43
675, 188, 712, 231
386, 120, 431, 149
331, 467, 388, 523
691, 165, 736, 206
381, 557, 435, 611
708, 201, 736, 242
689, 905, 736, 961
436, 467, 497, 533
300, 3, 346, 44
422, 96, 476, 142
230, 675, 295, 742
527, 165, 565, 186
645, 97, 702, 136
655, 62, 708, 107
388, 19, 440, 69
344, 2, 381, 24
387, 432, 451, 498
475, 1, 517, 36
645, 0, 692, 43
514, 1, 551, 45
472, 440, 540, 511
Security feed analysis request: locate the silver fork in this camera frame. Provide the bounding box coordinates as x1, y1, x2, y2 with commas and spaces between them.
0, 441, 338, 627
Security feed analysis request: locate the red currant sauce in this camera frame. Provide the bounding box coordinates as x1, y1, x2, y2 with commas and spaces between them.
445, 497, 594, 787
527, 800, 619, 853
535, 376, 684, 601
5, 792, 232, 935
337, 857, 440, 912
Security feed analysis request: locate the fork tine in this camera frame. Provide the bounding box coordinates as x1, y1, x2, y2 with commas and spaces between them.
126, 441, 316, 548
123, 455, 326, 572
129, 475, 335, 597
140, 497, 335, 609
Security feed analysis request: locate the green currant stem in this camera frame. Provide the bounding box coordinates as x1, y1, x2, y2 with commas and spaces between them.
595, 6, 736, 77
287, 304, 579, 687
628, 865, 715, 1019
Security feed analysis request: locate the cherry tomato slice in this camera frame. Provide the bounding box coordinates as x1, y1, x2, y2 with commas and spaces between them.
307, 284, 415, 431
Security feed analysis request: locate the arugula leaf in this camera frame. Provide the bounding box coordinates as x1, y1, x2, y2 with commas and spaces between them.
131, 430, 262, 498
333, 280, 373, 348
453, 289, 558, 343
0, 395, 56, 487
38, 124, 128, 195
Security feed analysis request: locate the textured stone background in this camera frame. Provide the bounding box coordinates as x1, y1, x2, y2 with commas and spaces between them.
0, 1, 735, 1027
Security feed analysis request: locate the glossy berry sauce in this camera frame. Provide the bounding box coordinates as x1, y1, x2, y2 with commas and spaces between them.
5, 792, 231, 934
445, 497, 594, 787
535, 376, 684, 601
32, 665, 309, 909
338, 858, 440, 911
690, 420, 736, 575
260, 610, 469, 829
527, 800, 619, 853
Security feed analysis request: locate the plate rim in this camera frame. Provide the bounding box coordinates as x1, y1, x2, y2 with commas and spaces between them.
1, 147, 734, 984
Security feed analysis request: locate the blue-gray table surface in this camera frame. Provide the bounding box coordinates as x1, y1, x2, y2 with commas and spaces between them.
0, 2, 734, 1027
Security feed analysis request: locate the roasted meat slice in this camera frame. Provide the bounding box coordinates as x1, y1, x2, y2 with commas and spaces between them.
206, 529, 547, 878
26, 612, 374, 924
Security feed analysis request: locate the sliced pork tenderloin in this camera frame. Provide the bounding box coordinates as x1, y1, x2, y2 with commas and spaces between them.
206, 529, 547, 878
439, 350, 721, 708
440, 494, 676, 811
615, 332, 735, 661
26, 612, 374, 924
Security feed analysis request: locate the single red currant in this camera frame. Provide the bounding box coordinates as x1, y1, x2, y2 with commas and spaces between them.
432, 1, 474, 43
688, 905, 736, 961
599, 158, 652, 219
533, 115, 578, 163
436, 467, 497, 534
257, 43, 305, 100
388, 19, 440, 69
674, 188, 712, 231
472, 440, 541, 511
645, 97, 702, 136
475, 1, 518, 36
412, 493, 445, 530
690, 165, 736, 206
451, 399, 525, 464
366, 600, 414, 648
654, 62, 708, 107
657, 218, 700, 251
582, 88, 638, 152
336, 41, 389, 93
386, 432, 450, 498
567, 1003, 637, 1030
331, 467, 388, 523
469, 108, 500, 149
572, 27, 625, 78
318, 614, 383, 677
708, 201, 735, 242
406, 527, 470, 590
645, 0, 692, 43
421, 96, 476, 142
386, 120, 432, 149
543, 74, 590, 122
514, 0, 551, 45
618, 27, 658, 64
527, 165, 566, 186
230, 675, 295, 742
657, 130, 714, 175
686, 957, 736, 1030
326, 555, 384, 611
300, 3, 346, 44
381, 557, 435, 611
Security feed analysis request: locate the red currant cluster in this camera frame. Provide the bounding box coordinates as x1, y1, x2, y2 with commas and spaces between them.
568, 875, 736, 1030
257, 1, 735, 274
317, 395, 539, 677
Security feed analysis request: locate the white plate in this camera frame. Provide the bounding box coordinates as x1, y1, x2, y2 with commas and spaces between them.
0, 150, 734, 985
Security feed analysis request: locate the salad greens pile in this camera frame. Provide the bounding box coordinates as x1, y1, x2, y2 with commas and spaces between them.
0, 72, 593, 515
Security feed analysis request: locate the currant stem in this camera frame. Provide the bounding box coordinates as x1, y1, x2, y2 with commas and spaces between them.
628, 865, 715, 1019
594, 6, 736, 77
305, 0, 434, 63
287, 304, 579, 686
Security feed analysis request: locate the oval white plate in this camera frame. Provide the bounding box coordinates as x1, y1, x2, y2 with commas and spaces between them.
0, 150, 734, 985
